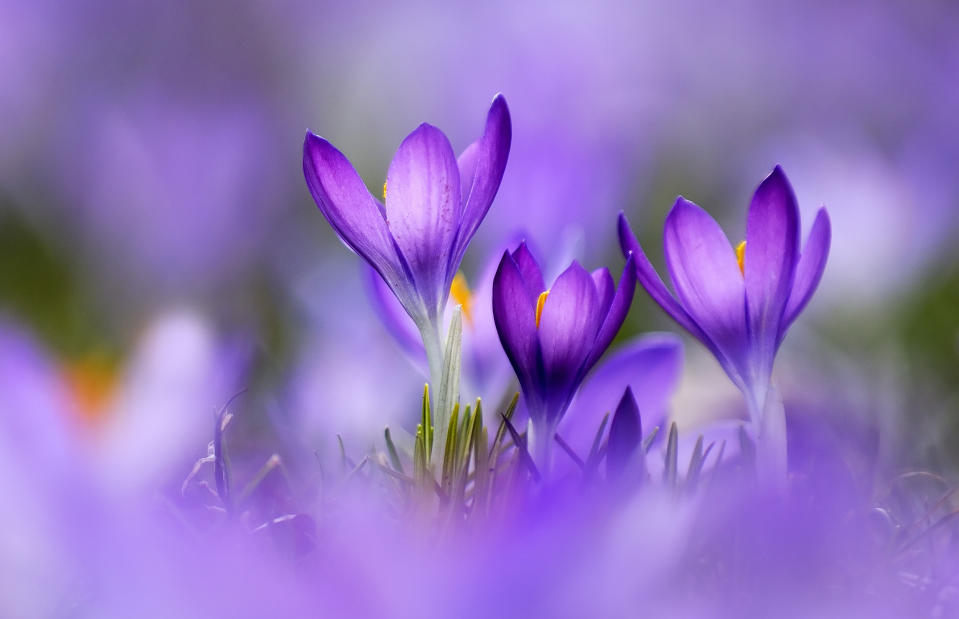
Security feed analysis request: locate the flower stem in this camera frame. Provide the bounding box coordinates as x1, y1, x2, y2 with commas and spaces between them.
419, 318, 448, 463
749, 383, 787, 489
527, 419, 555, 480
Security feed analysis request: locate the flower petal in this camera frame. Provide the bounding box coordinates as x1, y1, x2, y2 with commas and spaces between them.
559, 333, 683, 456
385, 123, 461, 313
537, 261, 601, 419
492, 251, 540, 405
449, 94, 512, 270
744, 166, 800, 369
781, 207, 831, 339
511, 242, 547, 304
618, 213, 712, 346
586, 254, 636, 369
663, 197, 748, 374
363, 264, 426, 366
606, 387, 642, 479
303, 133, 412, 305
591, 267, 615, 317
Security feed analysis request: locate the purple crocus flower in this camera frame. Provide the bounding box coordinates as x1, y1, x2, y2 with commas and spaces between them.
302, 95, 511, 334
618, 166, 830, 479
492, 243, 636, 470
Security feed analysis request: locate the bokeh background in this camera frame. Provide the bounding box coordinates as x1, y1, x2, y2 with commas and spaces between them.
2, 0, 958, 483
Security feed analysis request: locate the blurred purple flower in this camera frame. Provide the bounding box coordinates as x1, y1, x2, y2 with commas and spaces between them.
63, 93, 282, 298
492, 242, 635, 468
619, 167, 830, 479
606, 387, 642, 479
303, 95, 511, 331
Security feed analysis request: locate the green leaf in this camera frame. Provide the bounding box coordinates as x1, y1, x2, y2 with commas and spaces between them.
642, 426, 660, 454
490, 392, 520, 463
465, 399, 482, 461
466, 399, 483, 472
704, 440, 727, 492
442, 404, 460, 492
236, 454, 284, 508
684, 435, 705, 492
384, 427, 404, 474
456, 404, 473, 474
584, 412, 611, 475
663, 422, 679, 488
336, 434, 355, 471
472, 424, 490, 517
413, 425, 426, 482
501, 414, 541, 482
421, 384, 433, 465
738, 424, 755, 471
436, 308, 463, 446
455, 399, 482, 486
554, 433, 585, 471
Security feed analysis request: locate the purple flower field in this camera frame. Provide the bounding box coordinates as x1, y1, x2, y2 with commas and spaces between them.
2, 1, 959, 617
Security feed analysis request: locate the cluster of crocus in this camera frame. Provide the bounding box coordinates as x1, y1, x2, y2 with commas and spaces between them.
302, 95, 833, 486
619, 166, 831, 479
7, 89, 959, 619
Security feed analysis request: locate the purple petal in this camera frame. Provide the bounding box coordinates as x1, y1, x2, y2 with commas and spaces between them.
744, 166, 801, 367
510, 242, 546, 304
606, 386, 642, 479
537, 261, 601, 418
492, 251, 540, 402
449, 94, 512, 270
663, 197, 748, 371
456, 141, 479, 206
559, 333, 683, 456
586, 254, 636, 369
781, 207, 831, 338
591, 267, 615, 317
363, 264, 426, 366
385, 123, 461, 312
617, 213, 712, 346
303, 133, 411, 304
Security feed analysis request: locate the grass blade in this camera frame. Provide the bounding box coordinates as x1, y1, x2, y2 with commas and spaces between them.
501, 414, 541, 483
384, 427, 404, 474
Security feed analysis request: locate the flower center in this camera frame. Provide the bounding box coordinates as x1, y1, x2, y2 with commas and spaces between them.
382, 180, 388, 201
535, 290, 550, 328
450, 272, 474, 326
735, 240, 746, 276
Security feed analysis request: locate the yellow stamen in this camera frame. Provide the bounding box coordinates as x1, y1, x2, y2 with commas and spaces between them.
450, 272, 474, 326
735, 240, 746, 275
382, 180, 388, 201
535, 290, 550, 328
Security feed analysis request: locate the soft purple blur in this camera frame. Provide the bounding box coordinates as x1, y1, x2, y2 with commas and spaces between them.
1, 0, 958, 616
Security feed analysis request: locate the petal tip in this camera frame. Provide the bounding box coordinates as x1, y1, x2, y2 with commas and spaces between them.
490, 92, 509, 110
666, 196, 705, 224
760, 164, 794, 194
303, 131, 330, 152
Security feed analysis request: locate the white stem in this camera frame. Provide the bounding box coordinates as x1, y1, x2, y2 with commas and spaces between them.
749, 382, 787, 489
419, 319, 446, 459
527, 419, 555, 480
